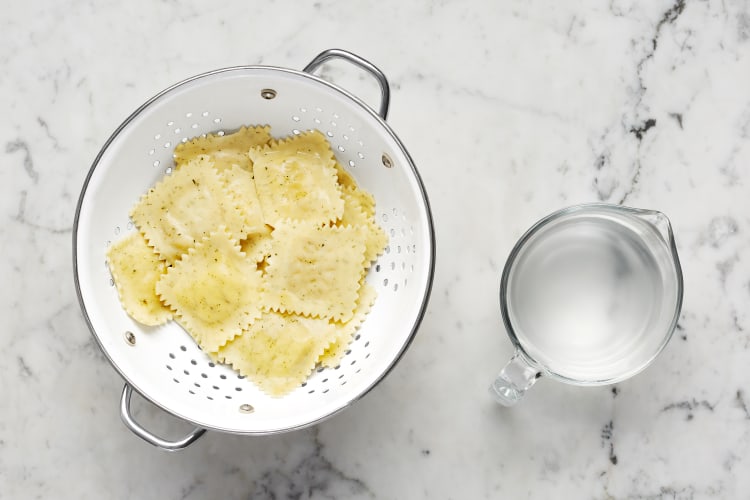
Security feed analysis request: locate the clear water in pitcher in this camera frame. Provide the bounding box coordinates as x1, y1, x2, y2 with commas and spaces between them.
505, 209, 679, 382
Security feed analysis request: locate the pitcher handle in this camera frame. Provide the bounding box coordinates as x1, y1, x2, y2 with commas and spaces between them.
490, 350, 542, 406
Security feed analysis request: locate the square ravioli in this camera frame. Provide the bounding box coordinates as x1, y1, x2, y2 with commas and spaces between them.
106, 231, 172, 326
336, 186, 387, 265
318, 283, 377, 368
220, 164, 266, 236
173, 125, 271, 171
250, 130, 344, 226
218, 310, 336, 396
156, 228, 263, 352
130, 156, 248, 262
263, 222, 366, 322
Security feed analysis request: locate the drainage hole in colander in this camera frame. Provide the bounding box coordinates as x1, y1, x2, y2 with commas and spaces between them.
207, 396, 213, 400
180, 345, 187, 352
237, 374, 245, 380
183, 370, 189, 376
365, 341, 370, 347
189, 390, 195, 395
201, 373, 207, 379
220, 374, 226, 380
365, 353, 371, 359
331, 120, 337, 127
235, 387, 242, 392
300, 107, 307, 113
148, 148, 155, 155
213, 118, 221, 124
308, 389, 315, 394
394, 283, 399, 292
208, 362, 215, 367
166, 365, 172, 371
323, 389, 329, 394
154, 134, 161, 140
202, 111, 209, 117
348, 160, 355, 168
213, 386, 220, 390
292, 115, 300, 122
225, 395, 232, 400
190, 359, 197, 365
337, 145, 345, 152
191, 123, 198, 129
173, 378, 180, 384
174, 128, 181, 134
293, 129, 300, 135
322, 378, 328, 383
358, 152, 365, 159
338, 374, 344, 379
163, 141, 171, 149
165, 167, 172, 175
326, 131, 334, 138
314, 118, 321, 124
194, 382, 200, 388
383, 278, 388, 287
153, 160, 160, 168
375, 264, 380, 272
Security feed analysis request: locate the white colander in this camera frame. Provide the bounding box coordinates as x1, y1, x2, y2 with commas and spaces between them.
73, 49, 435, 451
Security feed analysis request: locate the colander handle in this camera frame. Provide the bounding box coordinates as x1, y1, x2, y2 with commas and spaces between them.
303, 49, 391, 120
120, 384, 206, 451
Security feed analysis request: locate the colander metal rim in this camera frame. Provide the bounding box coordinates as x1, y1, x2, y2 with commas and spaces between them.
72, 62, 436, 435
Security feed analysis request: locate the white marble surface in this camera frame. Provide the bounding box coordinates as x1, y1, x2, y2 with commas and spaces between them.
3, 0, 750, 498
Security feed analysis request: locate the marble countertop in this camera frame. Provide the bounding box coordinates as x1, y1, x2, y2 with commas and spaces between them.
3, 0, 749, 498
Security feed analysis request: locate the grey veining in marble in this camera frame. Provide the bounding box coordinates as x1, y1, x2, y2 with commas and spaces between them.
3, 0, 750, 498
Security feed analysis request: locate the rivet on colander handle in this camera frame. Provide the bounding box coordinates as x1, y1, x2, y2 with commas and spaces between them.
302, 49, 391, 120
119, 384, 206, 451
